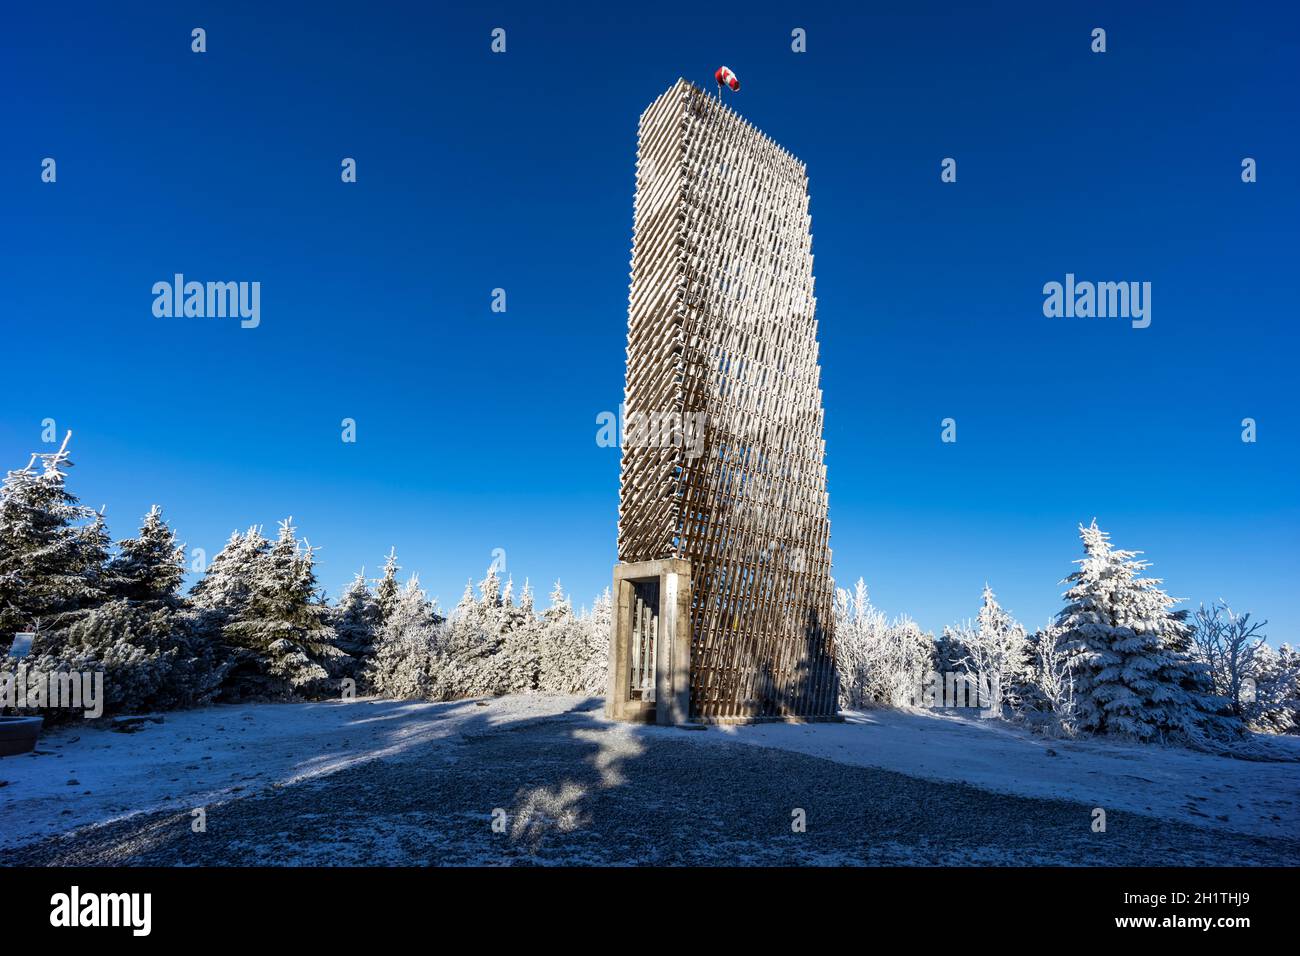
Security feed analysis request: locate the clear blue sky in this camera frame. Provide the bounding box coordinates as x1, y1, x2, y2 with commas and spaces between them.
3, 2, 1297, 641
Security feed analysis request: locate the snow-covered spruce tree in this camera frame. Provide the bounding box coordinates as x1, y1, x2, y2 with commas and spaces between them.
884, 618, 934, 707
537, 580, 608, 694
487, 574, 546, 693
368, 576, 443, 699
947, 585, 1033, 715
373, 548, 401, 624
1243, 642, 1300, 733
36, 600, 203, 718
1056, 520, 1235, 741
1259, 644, 1300, 733
73, 505, 222, 711
361, 570, 612, 704
933, 626, 965, 680
12, 616, 171, 726
0, 436, 111, 646
544, 579, 571, 620
79, 511, 113, 607
331, 571, 381, 677
429, 568, 539, 699
6, 497, 222, 722
418, 579, 483, 699
578, 587, 611, 695
221, 518, 343, 699
106, 505, 186, 606
536, 579, 578, 692
189, 527, 268, 616
187, 526, 268, 693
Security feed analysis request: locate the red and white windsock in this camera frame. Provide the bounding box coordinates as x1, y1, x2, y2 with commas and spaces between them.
714, 66, 740, 92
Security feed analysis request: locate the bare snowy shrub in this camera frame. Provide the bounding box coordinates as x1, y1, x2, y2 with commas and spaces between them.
834, 579, 934, 709
1188, 602, 1295, 731
1034, 623, 1080, 736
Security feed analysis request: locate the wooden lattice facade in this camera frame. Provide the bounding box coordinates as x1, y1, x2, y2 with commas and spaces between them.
609, 79, 838, 723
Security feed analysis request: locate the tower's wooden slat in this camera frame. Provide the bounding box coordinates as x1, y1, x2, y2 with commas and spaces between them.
618, 80, 837, 719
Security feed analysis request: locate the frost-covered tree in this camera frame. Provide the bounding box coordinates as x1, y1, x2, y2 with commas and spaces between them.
428, 567, 537, 698
833, 579, 934, 709
221, 518, 342, 698
1056, 520, 1233, 741
947, 585, 1032, 715
107, 505, 186, 606
537, 581, 606, 694
368, 576, 442, 699
544, 580, 571, 621
362, 570, 612, 704
79, 511, 113, 603
1189, 602, 1266, 718
77, 505, 224, 710
331, 571, 381, 664
933, 626, 965, 679
373, 548, 401, 623
833, 579, 885, 709
38, 598, 225, 718
578, 588, 612, 695
0, 436, 111, 643
479, 566, 503, 609
185, 525, 269, 696
1189, 602, 1298, 733
536, 579, 577, 691
1263, 644, 1300, 733
189, 527, 269, 616
0, 442, 230, 719
496, 577, 531, 632
1245, 642, 1300, 733
480, 573, 544, 692
1031, 622, 1081, 736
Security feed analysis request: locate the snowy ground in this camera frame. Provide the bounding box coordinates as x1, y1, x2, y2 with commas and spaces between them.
696, 708, 1300, 841
2, 696, 1297, 865
0, 695, 571, 851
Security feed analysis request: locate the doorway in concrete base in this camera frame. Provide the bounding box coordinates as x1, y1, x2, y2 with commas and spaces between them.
607, 559, 691, 725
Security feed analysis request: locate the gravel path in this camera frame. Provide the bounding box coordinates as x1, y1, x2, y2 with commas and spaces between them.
7, 712, 1297, 866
